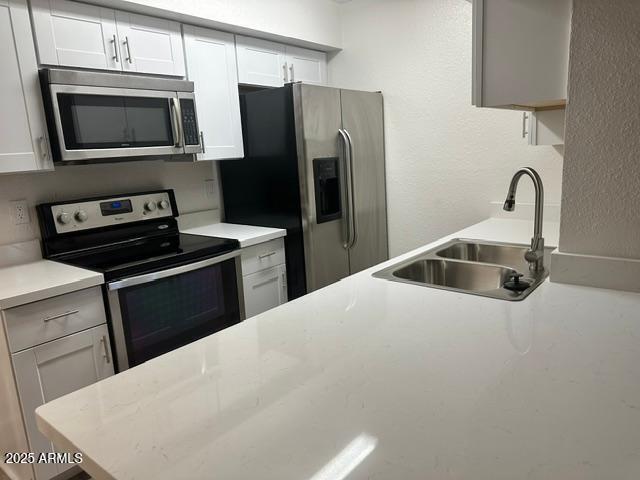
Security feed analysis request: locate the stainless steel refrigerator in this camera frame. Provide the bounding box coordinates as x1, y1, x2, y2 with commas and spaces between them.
220, 83, 388, 299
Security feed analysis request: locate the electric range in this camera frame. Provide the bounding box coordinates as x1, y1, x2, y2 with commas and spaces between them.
37, 189, 245, 371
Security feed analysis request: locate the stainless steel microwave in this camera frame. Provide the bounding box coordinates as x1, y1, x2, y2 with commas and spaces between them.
40, 69, 202, 162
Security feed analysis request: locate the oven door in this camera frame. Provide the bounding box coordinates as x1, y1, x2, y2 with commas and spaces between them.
49, 84, 188, 161
106, 251, 245, 371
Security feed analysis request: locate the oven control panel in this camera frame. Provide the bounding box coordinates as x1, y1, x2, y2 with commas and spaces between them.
48, 191, 175, 234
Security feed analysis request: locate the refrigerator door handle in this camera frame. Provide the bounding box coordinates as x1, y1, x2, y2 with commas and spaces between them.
338, 129, 352, 249
343, 128, 358, 249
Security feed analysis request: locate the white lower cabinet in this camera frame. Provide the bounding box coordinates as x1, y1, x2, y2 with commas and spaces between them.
12, 324, 114, 480
243, 265, 287, 318
1, 287, 114, 480
240, 238, 288, 318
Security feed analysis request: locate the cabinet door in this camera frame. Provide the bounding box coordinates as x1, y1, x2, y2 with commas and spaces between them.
0, 0, 52, 174
472, 0, 571, 109
236, 36, 286, 87
30, 0, 120, 71
12, 325, 114, 480
243, 265, 287, 318
285, 46, 327, 85
525, 109, 565, 146
115, 11, 185, 76
184, 26, 244, 160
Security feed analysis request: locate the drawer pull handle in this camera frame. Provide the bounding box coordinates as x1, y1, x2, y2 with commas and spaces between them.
258, 251, 277, 260
100, 335, 111, 364
43, 310, 79, 323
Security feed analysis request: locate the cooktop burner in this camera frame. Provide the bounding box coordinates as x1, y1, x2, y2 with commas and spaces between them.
55, 233, 238, 282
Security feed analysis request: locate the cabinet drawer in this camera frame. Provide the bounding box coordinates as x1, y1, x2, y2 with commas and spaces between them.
241, 238, 285, 276
3, 286, 106, 353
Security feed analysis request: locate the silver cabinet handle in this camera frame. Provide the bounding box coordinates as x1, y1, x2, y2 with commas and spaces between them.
522, 112, 529, 138
200, 131, 205, 154
258, 251, 277, 259
170, 98, 183, 147
123, 36, 133, 64
283, 62, 288, 82
100, 335, 111, 364
111, 34, 119, 62
43, 310, 79, 323
289, 64, 294, 82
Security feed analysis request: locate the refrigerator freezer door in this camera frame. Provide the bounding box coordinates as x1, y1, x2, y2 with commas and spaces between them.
294, 84, 350, 291
340, 89, 389, 274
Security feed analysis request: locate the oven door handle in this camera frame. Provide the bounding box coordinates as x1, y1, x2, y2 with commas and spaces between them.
107, 250, 240, 291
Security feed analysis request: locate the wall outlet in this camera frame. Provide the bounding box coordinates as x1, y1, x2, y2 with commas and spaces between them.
10, 200, 30, 225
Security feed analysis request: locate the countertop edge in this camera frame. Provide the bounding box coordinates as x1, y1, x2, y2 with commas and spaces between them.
0, 274, 104, 310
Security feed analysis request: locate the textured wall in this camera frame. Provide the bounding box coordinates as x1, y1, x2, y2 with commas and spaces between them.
558, 0, 640, 259
329, 0, 564, 256
0, 161, 220, 246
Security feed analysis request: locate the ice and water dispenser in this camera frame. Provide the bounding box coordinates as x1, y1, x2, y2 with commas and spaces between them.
313, 157, 342, 224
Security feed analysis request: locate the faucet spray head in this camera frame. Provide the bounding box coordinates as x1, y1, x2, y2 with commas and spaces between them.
503, 196, 516, 212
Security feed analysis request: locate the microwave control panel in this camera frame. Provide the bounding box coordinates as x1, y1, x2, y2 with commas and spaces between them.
180, 99, 199, 146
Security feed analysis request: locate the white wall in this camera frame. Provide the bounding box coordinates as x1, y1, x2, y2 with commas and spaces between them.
91, 0, 342, 50
558, 0, 640, 259
0, 161, 220, 246
329, 0, 564, 256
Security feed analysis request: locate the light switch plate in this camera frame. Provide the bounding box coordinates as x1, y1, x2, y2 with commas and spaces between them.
204, 179, 216, 199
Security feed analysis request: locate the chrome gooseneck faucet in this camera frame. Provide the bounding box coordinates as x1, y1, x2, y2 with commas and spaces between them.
503, 167, 545, 272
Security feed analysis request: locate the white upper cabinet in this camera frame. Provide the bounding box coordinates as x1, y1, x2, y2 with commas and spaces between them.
523, 109, 565, 147
30, 0, 120, 71
285, 46, 327, 85
236, 36, 287, 87
236, 36, 328, 87
0, 0, 52, 174
184, 26, 243, 160
472, 0, 571, 110
115, 11, 185, 76
30, 0, 185, 76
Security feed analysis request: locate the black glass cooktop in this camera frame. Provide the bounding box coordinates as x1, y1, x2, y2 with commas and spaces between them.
55, 233, 239, 282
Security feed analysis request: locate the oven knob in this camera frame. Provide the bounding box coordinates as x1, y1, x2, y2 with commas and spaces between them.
144, 201, 157, 212
57, 212, 71, 225
75, 210, 88, 222
158, 200, 169, 210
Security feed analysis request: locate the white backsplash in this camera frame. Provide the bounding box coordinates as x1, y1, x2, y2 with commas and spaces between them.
0, 160, 221, 247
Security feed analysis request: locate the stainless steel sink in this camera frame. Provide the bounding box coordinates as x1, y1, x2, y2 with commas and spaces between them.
373, 238, 555, 301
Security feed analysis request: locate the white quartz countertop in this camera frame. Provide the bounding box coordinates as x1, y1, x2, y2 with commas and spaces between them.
35, 218, 640, 480
0, 260, 104, 309
181, 222, 286, 248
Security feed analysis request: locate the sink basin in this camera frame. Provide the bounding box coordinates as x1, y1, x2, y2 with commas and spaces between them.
373, 238, 552, 301
393, 259, 514, 292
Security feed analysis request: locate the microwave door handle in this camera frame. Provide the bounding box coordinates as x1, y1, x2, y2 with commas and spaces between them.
170, 97, 183, 148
